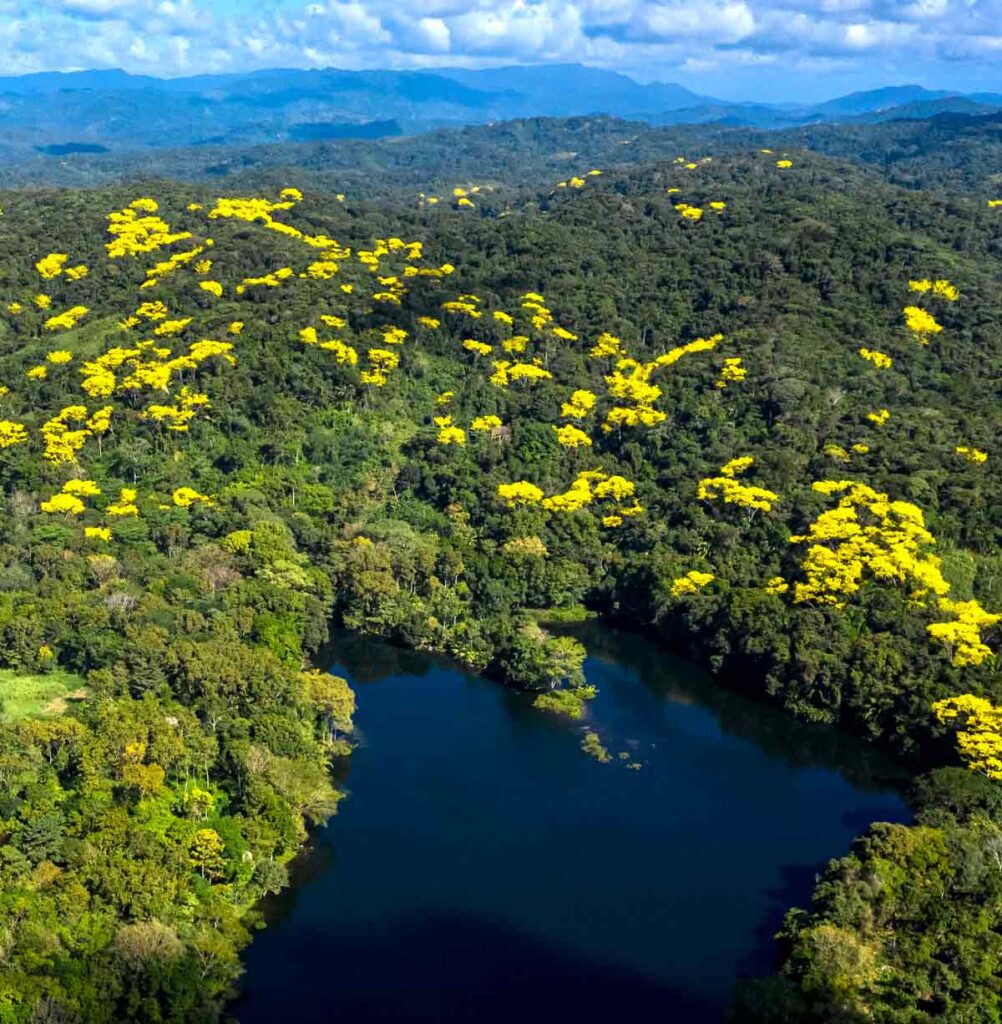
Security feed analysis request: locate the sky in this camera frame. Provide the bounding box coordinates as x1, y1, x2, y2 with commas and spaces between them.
1, 0, 999, 102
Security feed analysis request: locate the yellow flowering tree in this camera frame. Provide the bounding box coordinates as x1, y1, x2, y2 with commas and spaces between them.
931, 696, 1002, 779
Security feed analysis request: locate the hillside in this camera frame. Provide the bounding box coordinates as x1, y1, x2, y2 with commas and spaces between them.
3, 111, 999, 204
0, 141, 999, 1021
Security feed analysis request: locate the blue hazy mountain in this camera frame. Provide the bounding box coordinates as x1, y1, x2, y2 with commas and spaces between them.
811, 84, 955, 116
0, 64, 997, 154
435, 63, 710, 114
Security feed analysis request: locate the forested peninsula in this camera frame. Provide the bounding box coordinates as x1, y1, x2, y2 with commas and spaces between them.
0, 119, 999, 1022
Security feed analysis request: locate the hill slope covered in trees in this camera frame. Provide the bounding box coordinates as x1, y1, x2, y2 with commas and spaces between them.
3, 110, 1000, 201
0, 137, 999, 1021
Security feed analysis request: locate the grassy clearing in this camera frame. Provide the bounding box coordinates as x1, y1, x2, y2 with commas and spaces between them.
0, 669, 88, 719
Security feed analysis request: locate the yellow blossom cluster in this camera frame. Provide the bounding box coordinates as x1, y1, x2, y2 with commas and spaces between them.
135, 300, 168, 321
358, 237, 423, 276
0, 420, 29, 448
655, 335, 724, 369
720, 456, 754, 477
558, 472, 638, 514
489, 361, 553, 387
561, 390, 598, 419
824, 442, 869, 463
674, 203, 703, 221
36, 253, 69, 279
859, 348, 893, 369
40, 405, 111, 464
153, 318, 192, 337
360, 348, 399, 387
497, 469, 643, 525
381, 327, 407, 346
41, 478, 100, 515
80, 338, 234, 399
172, 487, 213, 508
141, 243, 207, 289
553, 424, 592, 448
442, 299, 482, 319
931, 695, 1002, 776
106, 200, 192, 258
497, 481, 546, 506
603, 406, 667, 430
927, 601, 1000, 667
605, 360, 662, 406
513, 293, 576, 341
144, 387, 211, 432
902, 306, 943, 342
955, 446, 987, 464
716, 357, 746, 389
589, 333, 626, 359
106, 488, 139, 517
671, 571, 714, 596
596, 337, 724, 431
908, 278, 959, 302
207, 194, 305, 237
300, 325, 358, 366
697, 456, 780, 514
237, 267, 294, 293
601, 362, 663, 431
434, 416, 466, 446
43, 305, 89, 331
789, 480, 948, 608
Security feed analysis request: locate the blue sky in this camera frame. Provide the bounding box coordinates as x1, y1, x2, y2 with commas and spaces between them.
4, 0, 999, 102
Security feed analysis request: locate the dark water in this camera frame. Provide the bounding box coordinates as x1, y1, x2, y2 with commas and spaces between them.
234, 625, 909, 1024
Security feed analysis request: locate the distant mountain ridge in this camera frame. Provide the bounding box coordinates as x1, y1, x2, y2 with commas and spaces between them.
0, 64, 997, 155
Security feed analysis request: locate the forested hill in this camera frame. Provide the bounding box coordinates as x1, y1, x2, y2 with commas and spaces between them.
0, 65, 997, 158
5, 110, 1001, 200
0, 140, 999, 1021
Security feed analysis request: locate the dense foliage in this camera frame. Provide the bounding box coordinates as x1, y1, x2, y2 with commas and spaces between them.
3, 110, 1000, 202
0, 128, 998, 1021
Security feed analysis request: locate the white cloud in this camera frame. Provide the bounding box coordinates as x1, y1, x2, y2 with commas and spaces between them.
844, 18, 917, 46
642, 1, 756, 42
1, 0, 999, 98
60, 0, 136, 14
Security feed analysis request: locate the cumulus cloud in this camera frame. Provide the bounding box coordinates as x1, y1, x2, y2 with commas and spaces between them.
3, 0, 1000, 98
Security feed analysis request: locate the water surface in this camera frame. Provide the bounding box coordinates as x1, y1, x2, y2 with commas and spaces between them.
235, 626, 909, 1023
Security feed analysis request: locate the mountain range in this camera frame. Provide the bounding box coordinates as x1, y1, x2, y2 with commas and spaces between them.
0, 64, 999, 157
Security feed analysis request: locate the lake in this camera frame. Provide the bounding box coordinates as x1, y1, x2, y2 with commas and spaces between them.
233, 625, 909, 1023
